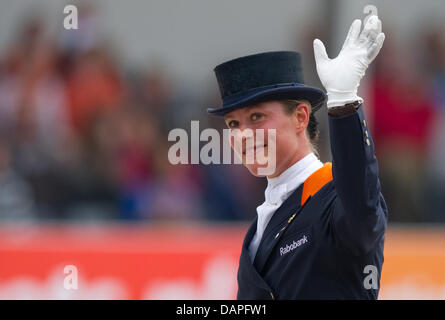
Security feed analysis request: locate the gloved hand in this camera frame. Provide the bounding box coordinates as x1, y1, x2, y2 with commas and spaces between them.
313, 15, 385, 108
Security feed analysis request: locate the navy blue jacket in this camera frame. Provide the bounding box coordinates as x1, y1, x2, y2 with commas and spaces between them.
237, 105, 388, 300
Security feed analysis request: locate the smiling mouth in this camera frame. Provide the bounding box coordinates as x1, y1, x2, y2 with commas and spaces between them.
243, 144, 267, 155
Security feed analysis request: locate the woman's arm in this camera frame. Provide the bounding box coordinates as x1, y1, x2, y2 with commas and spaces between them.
313, 14, 387, 255
328, 103, 388, 255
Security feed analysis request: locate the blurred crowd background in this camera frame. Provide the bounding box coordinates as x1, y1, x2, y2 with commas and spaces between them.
0, 0, 443, 223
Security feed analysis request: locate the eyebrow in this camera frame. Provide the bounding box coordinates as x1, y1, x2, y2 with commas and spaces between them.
246, 105, 263, 113
225, 106, 261, 119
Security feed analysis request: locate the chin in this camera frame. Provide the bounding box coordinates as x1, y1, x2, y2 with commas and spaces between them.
245, 164, 277, 178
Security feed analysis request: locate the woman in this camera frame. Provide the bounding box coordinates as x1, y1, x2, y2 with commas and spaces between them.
207, 15, 388, 299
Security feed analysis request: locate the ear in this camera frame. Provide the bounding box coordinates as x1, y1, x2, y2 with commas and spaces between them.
294, 103, 310, 133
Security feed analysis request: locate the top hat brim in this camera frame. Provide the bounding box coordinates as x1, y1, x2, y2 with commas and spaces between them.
207, 83, 326, 116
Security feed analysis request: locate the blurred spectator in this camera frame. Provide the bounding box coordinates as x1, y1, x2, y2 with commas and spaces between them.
370, 36, 435, 222
422, 25, 445, 222
0, 139, 35, 221
66, 47, 124, 134
148, 156, 206, 221
87, 104, 158, 220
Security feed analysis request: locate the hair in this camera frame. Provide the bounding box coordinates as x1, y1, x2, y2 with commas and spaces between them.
280, 99, 320, 157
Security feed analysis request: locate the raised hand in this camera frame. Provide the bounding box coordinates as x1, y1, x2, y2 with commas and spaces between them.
313, 15, 385, 108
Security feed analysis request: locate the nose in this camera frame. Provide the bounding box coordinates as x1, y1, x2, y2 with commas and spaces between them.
231, 126, 255, 140
230, 126, 256, 154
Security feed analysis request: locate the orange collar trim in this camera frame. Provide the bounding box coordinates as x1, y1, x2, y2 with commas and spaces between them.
301, 162, 333, 206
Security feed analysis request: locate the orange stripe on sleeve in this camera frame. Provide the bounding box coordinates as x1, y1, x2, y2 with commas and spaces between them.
301, 162, 333, 206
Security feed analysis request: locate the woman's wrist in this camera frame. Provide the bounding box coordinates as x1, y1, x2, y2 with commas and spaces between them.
328, 101, 361, 117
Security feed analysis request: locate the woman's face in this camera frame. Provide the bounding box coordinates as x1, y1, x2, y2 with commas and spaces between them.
224, 100, 309, 178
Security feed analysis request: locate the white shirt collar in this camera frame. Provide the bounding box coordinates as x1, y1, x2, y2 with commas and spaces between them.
264, 152, 322, 205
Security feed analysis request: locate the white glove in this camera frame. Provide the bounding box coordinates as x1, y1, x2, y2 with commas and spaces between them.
313, 15, 385, 109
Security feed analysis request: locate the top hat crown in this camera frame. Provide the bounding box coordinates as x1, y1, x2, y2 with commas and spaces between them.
207, 51, 326, 116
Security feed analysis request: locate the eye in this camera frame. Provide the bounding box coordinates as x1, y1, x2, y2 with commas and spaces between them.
251, 113, 263, 121
227, 120, 239, 128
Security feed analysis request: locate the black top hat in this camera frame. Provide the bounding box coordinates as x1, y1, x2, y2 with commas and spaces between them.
207, 51, 326, 116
